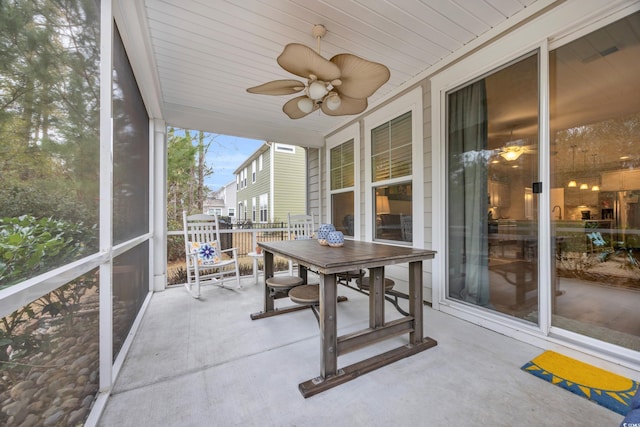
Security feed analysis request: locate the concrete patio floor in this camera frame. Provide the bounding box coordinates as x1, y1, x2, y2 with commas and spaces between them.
97, 275, 626, 426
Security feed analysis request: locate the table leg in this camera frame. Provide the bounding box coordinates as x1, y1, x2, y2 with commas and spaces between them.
251, 251, 317, 321
263, 251, 274, 313
299, 264, 308, 284
408, 260, 423, 344
369, 267, 385, 328
319, 273, 337, 378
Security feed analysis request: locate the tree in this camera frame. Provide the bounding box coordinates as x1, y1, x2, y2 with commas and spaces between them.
166, 128, 215, 223
0, 0, 100, 225
167, 127, 197, 224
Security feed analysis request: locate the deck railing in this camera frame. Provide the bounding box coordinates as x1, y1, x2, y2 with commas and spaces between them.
167, 222, 293, 283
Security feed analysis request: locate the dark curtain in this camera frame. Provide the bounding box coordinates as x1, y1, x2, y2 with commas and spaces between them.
447, 80, 491, 306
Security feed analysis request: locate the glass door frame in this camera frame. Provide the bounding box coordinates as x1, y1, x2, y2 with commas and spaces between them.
431, 0, 640, 370
432, 46, 554, 337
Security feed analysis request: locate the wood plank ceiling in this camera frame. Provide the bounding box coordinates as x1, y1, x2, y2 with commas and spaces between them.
140, 0, 542, 146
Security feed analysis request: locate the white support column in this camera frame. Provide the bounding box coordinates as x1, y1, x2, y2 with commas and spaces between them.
152, 119, 167, 292
98, 0, 114, 394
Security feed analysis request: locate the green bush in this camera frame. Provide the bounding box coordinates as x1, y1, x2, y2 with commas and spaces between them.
0, 215, 97, 289
167, 219, 184, 262
0, 183, 97, 225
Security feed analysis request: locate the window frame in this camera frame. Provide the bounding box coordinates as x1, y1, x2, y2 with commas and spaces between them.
259, 193, 268, 222
363, 86, 424, 245
325, 124, 360, 240
428, 0, 640, 348
251, 197, 256, 222
252, 160, 256, 183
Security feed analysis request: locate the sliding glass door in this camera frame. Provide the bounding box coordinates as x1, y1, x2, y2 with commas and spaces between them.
549, 11, 640, 350
447, 53, 540, 320
446, 10, 640, 351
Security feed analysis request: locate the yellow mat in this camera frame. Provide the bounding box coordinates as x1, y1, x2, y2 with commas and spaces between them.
522, 350, 639, 415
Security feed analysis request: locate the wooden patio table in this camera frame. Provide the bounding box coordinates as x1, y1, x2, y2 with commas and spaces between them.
251, 239, 438, 398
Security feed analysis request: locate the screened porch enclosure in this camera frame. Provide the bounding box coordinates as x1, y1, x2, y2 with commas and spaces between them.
2, 1, 640, 426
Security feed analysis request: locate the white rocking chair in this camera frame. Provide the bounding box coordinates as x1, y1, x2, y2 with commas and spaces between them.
183, 211, 240, 298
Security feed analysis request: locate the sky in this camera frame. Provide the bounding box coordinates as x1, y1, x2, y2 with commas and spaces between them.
201, 134, 264, 191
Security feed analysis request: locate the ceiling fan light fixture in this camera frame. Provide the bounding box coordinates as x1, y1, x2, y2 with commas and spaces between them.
247, 24, 390, 119
568, 180, 577, 188
297, 97, 314, 114
325, 92, 341, 111
579, 183, 589, 190
308, 81, 328, 100
499, 146, 523, 161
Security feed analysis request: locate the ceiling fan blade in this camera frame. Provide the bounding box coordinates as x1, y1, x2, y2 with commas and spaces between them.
278, 43, 341, 81
320, 95, 367, 116
283, 96, 319, 119
331, 54, 390, 99
246, 79, 305, 95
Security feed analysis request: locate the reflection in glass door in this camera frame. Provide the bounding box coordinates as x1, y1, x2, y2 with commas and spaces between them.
447, 53, 540, 322
550, 12, 640, 351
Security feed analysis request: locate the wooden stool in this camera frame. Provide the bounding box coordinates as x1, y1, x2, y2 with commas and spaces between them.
289, 284, 320, 322
288, 284, 320, 305
357, 276, 395, 292
266, 275, 304, 297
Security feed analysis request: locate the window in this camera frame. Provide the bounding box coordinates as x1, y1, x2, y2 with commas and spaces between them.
374, 184, 413, 242
259, 194, 268, 222
371, 111, 413, 243
259, 154, 263, 171
252, 197, 256, 222
236, 175, 239, 190
364, 87, 422, 244
329, 138, 355, 236
228, 208, 235, 218
252, 160, 256, 183
243, 168, 247, 187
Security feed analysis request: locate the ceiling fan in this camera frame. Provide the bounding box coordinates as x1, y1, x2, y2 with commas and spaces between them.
498, 142, 536, 161
247, 24, 390, 119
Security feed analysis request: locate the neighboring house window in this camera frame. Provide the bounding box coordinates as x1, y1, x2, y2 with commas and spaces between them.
275, 143, 295, 153
259, 194, 268, 222
228, 208, 235, 218
251, 197, 257, 222
259, 154, 263, 171
208, 208, 222, 216
236, 175, 239, 190
329, 139, 355, 237
243, 167, 247, 187
252, 160, 256, 183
